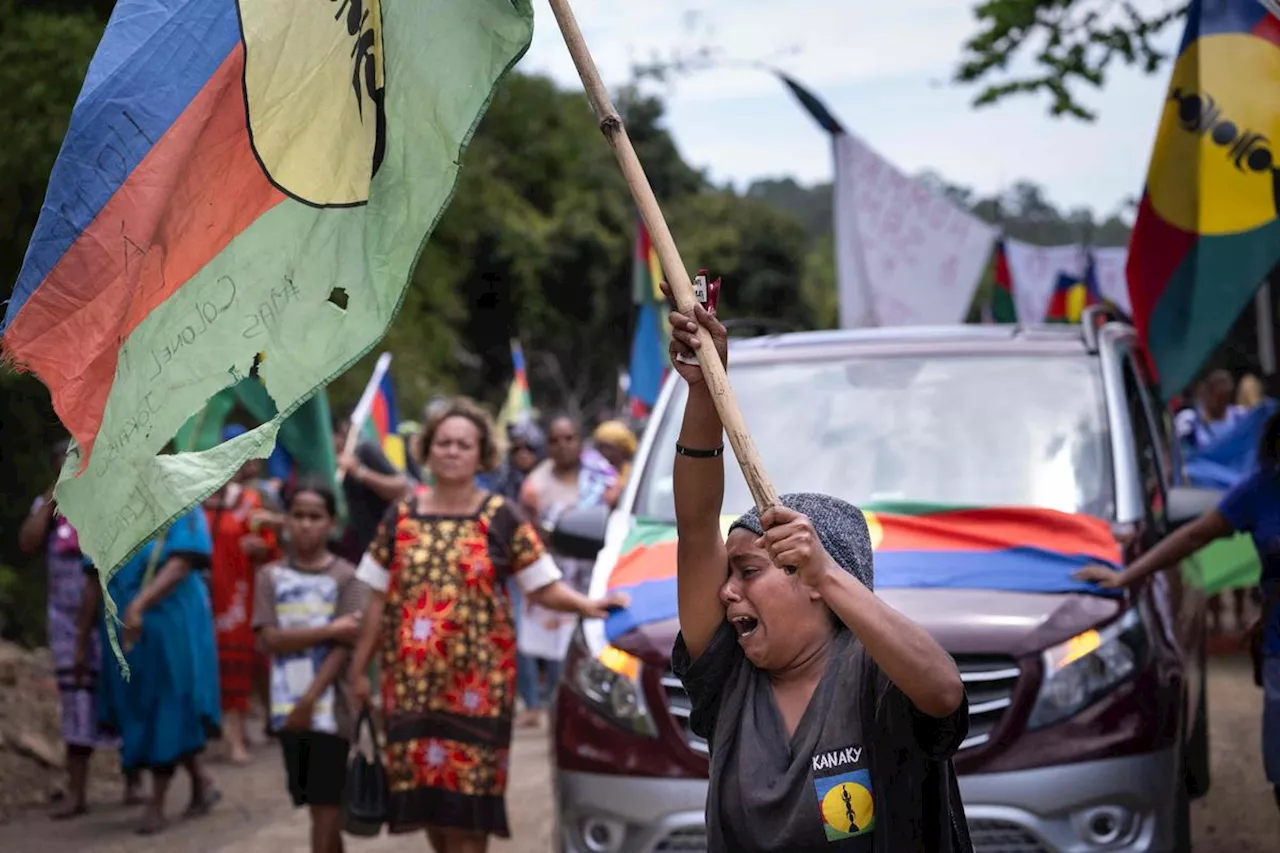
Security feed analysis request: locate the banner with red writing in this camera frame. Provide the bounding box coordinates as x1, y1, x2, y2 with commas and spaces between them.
832, 134, 997, 327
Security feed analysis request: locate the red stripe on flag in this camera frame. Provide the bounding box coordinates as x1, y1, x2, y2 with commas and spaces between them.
872, 508, 1120, 563
2, 45, 285, 461
1126, 193, 1198, 376
370, 392, 390, 440
1254, 10, 1280, 45
993, 245, 1012, 294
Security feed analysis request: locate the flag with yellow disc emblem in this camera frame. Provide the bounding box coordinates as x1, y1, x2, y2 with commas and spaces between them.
1128, 0, 1280, 398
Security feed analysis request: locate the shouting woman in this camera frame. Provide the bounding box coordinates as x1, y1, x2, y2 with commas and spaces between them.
663, 282, 973, 852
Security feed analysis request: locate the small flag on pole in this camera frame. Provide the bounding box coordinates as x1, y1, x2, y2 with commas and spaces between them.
496, 339, 534, 443
354, 354, 404, 470
990, 240, 1017, 323
628, 216, 669, 418
1046, 251, 1101, 323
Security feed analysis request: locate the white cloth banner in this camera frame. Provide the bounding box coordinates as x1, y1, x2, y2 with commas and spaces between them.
833, 133, 998, 327
1092, 246, 1130, 314
517, 601, 575, 662
1002, 239, 1131, 322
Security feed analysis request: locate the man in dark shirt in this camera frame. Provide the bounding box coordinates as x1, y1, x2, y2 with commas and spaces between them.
332, 412, 411, 564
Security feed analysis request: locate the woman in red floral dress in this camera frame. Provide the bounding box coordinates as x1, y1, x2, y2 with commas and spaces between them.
349, 397, 626, 853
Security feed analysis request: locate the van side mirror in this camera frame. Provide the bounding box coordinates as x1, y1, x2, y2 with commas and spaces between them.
545, 505, 610, 560
1166, 485, 1223, 528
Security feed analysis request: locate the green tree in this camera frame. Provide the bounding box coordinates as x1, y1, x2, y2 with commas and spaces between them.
954, 0, 1187, 120
0, 0, 111, 644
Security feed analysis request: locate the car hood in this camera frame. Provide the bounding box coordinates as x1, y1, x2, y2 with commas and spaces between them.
613, 588, 1124, 668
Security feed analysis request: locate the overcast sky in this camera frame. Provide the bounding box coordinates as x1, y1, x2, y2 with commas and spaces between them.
518, 0, 1182, 218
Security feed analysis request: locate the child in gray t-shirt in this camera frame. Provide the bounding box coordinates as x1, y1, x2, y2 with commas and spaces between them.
254, 479, 366, 853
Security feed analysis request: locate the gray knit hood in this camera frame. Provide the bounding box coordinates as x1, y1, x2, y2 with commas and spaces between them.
727, 493, 874, 590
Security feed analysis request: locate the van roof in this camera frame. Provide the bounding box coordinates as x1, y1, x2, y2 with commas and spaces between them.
727, 323, 1107, 363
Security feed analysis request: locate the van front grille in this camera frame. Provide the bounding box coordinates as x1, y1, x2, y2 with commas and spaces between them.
661, 654, 1020, 756
660, 673, 707, 755
955, 655, 1020, 751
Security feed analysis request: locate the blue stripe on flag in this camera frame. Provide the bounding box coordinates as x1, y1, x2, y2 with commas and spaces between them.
628, 302, 665, 408
5, 0, 240, 328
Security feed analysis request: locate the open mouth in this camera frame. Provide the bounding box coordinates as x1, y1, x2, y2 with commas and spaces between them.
731, 615, 759, 639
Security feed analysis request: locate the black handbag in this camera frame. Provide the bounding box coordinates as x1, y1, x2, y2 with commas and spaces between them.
344, 707, 389, 837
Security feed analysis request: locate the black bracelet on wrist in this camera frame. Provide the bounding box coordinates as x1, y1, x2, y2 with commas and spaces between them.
675, 442, 725, 458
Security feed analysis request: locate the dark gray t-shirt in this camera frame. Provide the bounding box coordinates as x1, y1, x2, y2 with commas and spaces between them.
340, 440, 399, 559
674, 623, 971, 853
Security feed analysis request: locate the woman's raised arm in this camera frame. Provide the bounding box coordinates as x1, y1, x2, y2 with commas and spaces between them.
663, 282, 730, 659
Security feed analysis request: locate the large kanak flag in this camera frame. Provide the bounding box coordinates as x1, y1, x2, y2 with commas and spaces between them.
1127, 0, 1280, 398
833, 134, 998, 327
1, 0, 534, 579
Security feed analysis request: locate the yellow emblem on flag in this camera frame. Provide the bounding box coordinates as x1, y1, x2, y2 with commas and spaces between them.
821, 781, 874, 835
1147, 32, 1280, 236
1064, 281, 1090, 322
239, 0, 387, 207
648, 245, 664, 302
862, 511, 884, 551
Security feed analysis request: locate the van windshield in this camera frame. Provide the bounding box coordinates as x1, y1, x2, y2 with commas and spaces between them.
633, 354, 1113, 521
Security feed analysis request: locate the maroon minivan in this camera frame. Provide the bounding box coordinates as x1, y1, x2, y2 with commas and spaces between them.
550, 316, 1212, 853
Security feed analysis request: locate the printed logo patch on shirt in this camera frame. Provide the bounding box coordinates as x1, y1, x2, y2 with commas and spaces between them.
814, 768, 875, 841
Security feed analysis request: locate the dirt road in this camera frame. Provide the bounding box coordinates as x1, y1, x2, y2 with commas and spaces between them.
1, 654, 1276, 852
0, 722, 554, 853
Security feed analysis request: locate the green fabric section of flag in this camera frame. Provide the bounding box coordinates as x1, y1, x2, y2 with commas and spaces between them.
859, 501, 969, 516
1147, 222, 1280, 399
991, 283, 1017, 323
622, 519, 681, 551
175, 381, 337, 480
175, 383, 345, 522
53, 0, 535, 582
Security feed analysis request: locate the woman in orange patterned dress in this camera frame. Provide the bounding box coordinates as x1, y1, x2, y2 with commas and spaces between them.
349, 397, 626, 853
205, 434, 279, 764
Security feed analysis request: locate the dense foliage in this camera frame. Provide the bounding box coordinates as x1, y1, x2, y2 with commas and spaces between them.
955, 0, 1188, 120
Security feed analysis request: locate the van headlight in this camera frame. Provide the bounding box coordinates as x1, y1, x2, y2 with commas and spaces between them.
564, 627, 657, 737
1028, 608, 1148, 730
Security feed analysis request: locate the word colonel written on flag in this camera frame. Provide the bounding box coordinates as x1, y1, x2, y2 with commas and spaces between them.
1, 0, 535, 582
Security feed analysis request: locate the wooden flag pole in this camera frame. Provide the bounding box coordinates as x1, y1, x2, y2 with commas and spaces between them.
547, 0, 780, 512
